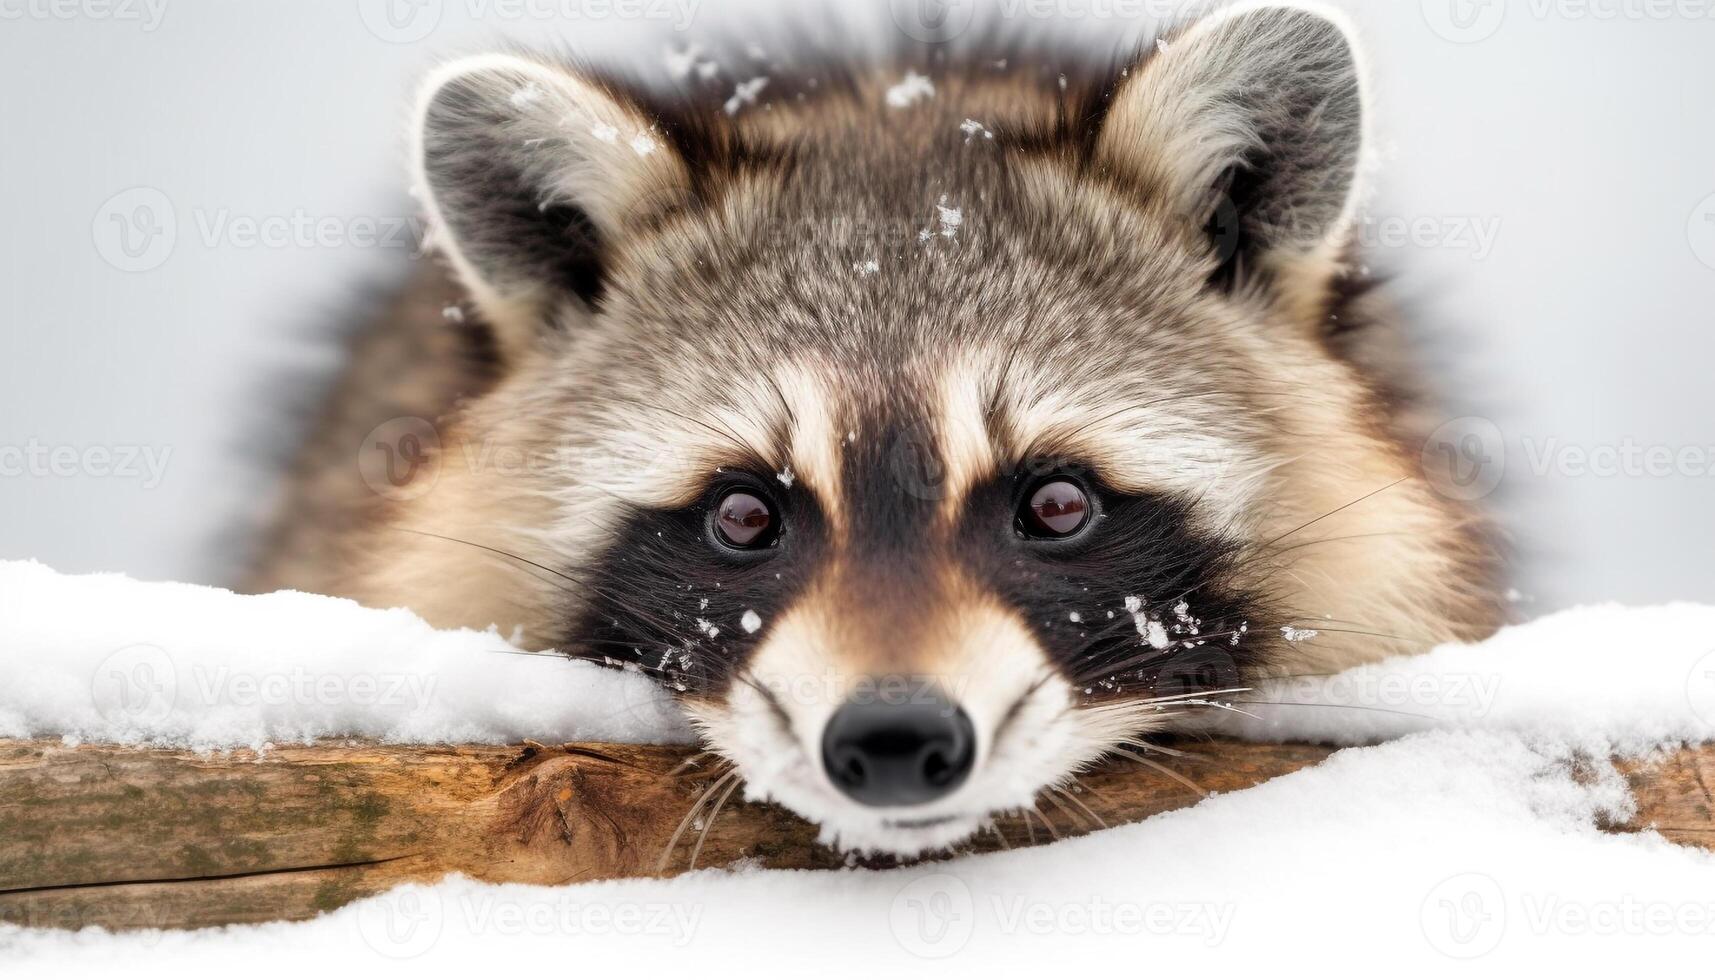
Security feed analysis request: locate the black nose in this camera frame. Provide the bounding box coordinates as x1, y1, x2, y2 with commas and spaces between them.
820, 690, 976, 807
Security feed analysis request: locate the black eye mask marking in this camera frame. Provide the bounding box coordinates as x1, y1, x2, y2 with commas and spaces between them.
565, 476, 826, 696
956, 474, 1265, 703
563, 458, 1263, 706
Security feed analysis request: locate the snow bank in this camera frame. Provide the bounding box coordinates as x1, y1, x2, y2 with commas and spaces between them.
0, 561, 692, 748
4, 558, 1710, 759
5, 563, 1715, 972
1206, 603, 1715, 753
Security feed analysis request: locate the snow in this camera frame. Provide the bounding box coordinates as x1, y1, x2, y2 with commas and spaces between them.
722, 76, 768, 116
0, 561, 692, 750
884, 70, 934, 109
4, 563, 1715, 972
959, 118, 994, 143
507, 83, 543, 110
932, 197, 963, 240
740, 610, 763, 634
1120, 595, 1173, 649
1144, 620, 1171, 651
662, 42, 713, 82
1207, 603, 1715, 754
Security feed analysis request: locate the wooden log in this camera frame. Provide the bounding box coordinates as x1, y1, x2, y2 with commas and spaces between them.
0, 738, 1710, 932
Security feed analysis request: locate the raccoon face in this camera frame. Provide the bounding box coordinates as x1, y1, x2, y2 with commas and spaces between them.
401, 3, 1501, 855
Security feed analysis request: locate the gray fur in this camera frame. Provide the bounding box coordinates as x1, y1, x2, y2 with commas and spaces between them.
248, 2, 1503, 855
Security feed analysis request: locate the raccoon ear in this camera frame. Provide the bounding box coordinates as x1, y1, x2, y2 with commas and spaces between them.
413, 55, 691, 356
1098, 2, 1366, 292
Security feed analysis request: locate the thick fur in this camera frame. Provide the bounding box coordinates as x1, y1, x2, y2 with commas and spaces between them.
248, 2, 1504, 856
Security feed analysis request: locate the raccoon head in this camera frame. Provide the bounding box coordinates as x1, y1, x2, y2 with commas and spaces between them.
395, 2, 1502, 856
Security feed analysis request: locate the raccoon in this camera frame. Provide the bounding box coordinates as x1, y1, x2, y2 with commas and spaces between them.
249, 2, 1503, 856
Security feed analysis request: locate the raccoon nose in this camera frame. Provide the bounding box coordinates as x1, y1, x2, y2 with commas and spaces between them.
820, 692, 976, 807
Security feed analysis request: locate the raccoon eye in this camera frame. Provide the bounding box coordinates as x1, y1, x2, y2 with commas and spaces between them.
713, 490, 776, 550
1020, 479, 1091, 539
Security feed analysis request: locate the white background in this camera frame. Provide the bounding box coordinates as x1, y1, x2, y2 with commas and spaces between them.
1, 0, 1711, 607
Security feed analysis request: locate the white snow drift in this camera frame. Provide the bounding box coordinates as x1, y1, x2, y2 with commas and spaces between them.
4, 562, 1715, 974
0, 560, 692, 748
1210, 602, 1715, 753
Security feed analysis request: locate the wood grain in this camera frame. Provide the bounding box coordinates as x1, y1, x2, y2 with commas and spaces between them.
1, 739, 1709, 931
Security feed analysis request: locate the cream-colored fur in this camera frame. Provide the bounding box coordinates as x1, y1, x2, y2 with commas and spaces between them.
250, 3, 1503, 856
